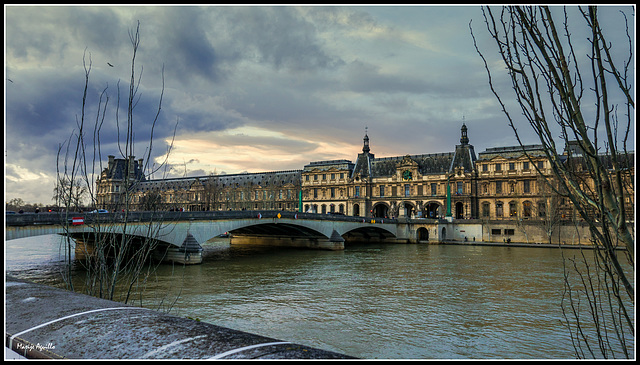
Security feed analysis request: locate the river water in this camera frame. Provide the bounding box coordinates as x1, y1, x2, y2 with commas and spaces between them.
5, 234, 634, 359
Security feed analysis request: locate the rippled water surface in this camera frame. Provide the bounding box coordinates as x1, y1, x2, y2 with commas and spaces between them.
6, 235, 634, 359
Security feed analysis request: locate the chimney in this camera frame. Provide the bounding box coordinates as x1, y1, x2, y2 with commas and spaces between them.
129, 156, 135, 178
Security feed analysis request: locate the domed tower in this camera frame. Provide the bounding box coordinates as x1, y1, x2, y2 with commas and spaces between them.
362, 127, 371, 153
448, 122, 478, 219
460, 123, 469, 145
353, 127, 374, 178
350, 128, 375, 217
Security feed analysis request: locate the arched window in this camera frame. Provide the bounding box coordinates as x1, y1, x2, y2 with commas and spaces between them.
537, 201, 547, 217
523, 201, 532, 217
455, 202, 464, 219
509, 201, 518, 217
482, 202, 490, 218
424, 202, 440, 218
496, 201, 504, 217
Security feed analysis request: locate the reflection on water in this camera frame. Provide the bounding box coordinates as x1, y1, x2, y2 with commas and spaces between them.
5, 235, 634, 359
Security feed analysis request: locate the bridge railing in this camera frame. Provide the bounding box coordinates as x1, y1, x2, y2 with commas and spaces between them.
6, 210, 399, 227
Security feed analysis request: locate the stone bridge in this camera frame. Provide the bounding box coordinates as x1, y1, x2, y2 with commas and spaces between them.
6, 210, 483, 264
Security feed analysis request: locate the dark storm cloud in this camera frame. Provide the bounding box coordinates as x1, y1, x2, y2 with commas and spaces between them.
167, 98, 245, 135
4, 5, 359, 152
6, 69, 86, 155
5, 64, 180, 177
147, 7, 224, 83
136, 6, 344, 88
6, 7, 124, 66
7, 5, 632, 205
216, 7, 344, 72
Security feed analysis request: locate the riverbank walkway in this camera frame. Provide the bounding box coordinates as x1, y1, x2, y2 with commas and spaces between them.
5, 276, 354, 360
440, 240, 627, 250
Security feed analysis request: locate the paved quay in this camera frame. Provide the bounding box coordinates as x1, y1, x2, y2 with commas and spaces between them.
5, 276, 355, 360
440, 240, 627, 250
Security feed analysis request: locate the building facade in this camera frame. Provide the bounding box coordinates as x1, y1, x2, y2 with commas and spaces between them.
96, 155, 146, 210
301, 124, 481, 219
96, 124, 633, 227
476, 144, 552, 220
301, 159, 354, 215
96, 158, 301, 212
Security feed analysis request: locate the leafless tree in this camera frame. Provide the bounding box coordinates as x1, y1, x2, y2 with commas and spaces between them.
536, 175, 563, 244
56, 21, 179, 307
471, 5, 634, 358
53, 177, 88, 212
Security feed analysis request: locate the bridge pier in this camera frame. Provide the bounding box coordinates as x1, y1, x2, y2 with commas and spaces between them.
72, 233, 204, 265
158, 233, 204, 265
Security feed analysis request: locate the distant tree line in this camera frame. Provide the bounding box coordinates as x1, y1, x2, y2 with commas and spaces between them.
6, 197, 92, 213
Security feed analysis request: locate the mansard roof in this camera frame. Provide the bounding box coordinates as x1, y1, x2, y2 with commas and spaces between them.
204, 170, 301, 188
101, 156, 145, 181
477, 144, 547, 161
352, 151, 374, 178
303, 160, 354, 172
372, 153, 454, 176
450, 143, 477, 173
350, 123, 477, 177
133, 170, 302, 192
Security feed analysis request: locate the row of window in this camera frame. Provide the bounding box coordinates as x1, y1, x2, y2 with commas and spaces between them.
358, 184, 438, 198
481, 160, 545, 172
306, 161, 546, 181
304, 203, 346, 214
312, 182, 465, 199
304, 173, 347, 181
97, 185, 120, 193
482, 180, 535, 194
120, 189, 298, 204
481, 200, 546, 218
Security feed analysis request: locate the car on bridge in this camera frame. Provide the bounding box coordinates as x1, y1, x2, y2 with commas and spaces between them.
90, 209, 109, 213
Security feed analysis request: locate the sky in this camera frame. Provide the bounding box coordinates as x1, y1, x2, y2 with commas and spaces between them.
4, 5, 635, 206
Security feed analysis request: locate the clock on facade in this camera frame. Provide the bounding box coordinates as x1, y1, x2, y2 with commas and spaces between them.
402, 170, 413, 181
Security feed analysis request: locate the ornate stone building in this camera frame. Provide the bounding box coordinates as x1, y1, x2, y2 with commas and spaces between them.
301, 159, 354, 215
96, 155, 146, 210
96, 157, 301, 212
302, 124, 478, 219
476, 144, 552, 220
96, 124, 633, 228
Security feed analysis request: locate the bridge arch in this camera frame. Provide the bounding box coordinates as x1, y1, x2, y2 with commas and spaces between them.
222, 221, 328, 239
341, 224, 397, 244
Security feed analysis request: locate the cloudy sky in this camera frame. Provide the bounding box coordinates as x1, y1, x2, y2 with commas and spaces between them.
5, 5, 635, 205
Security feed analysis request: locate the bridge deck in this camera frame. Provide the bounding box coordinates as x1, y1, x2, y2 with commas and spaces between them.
6, 210, 400, 227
